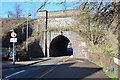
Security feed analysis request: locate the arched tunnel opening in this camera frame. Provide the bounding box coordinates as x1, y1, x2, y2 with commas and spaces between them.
49, 35, 73, 57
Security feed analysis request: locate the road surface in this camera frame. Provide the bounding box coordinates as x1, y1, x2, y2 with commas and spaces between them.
2, 56, 110, 80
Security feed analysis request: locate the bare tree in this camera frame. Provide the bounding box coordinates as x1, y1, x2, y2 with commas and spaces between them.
15, 4, 22, 18
7, 4, 22, 18
36, 0, 48, 12
7, 11, 15, 18
71, 1, 120, 45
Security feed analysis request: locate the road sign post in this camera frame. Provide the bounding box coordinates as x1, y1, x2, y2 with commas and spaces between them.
13, 42, 15, 65
10, 30, 17, 65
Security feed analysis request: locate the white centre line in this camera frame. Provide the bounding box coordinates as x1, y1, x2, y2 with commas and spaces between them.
39, 65, 58, 78
39, 56, 71, 78
4, 70, 26, 79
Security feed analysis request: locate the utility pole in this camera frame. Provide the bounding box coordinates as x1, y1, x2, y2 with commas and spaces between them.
26, 14, 31, 51
45, 10, 48, 57
38, 10, 48, 57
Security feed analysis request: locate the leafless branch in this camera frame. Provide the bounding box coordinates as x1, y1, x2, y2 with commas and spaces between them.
37, 0, 48, 12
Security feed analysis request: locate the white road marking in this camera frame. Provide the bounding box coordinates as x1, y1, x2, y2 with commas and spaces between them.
4, 70, 25, 79
78, 60, 84, 63
70, 55, 73, 58
39, 56, 71, 78
39, 65, 58, 78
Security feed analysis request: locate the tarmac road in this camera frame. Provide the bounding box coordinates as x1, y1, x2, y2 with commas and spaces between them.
2, 56, 110, 80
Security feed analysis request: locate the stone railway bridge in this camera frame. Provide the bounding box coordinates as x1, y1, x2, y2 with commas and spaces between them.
36, 9, 89, 59
43, 31, 89, 59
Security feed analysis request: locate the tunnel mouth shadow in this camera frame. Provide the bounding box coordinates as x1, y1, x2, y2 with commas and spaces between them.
49, 35, 73, 57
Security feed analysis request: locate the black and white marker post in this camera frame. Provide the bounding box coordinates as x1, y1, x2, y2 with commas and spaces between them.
10, 30, 17, 65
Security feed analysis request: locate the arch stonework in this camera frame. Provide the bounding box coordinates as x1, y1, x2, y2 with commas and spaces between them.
42, 31, 89, 59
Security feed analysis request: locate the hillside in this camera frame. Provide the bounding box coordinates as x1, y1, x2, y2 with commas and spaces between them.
2, 18, 26, 36
1, 18, 44, 58
2, 18, 34, 46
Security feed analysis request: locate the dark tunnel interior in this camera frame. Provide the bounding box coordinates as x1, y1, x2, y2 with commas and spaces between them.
49, 35, 73, 57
